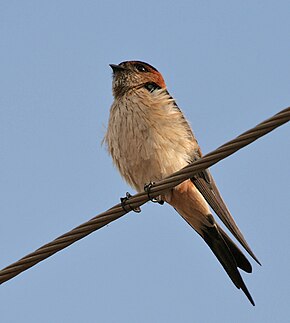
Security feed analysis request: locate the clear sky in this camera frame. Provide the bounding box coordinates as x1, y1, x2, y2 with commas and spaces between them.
1, 1, 290, 322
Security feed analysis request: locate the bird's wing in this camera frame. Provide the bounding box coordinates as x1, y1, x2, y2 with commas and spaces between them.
169, 97, 259, 264
190, 148, 260, 264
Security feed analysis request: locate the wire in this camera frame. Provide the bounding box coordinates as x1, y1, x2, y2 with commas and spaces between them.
0, 106, 289, 285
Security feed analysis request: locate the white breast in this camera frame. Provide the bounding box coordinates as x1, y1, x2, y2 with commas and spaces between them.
105, 89, 197, 192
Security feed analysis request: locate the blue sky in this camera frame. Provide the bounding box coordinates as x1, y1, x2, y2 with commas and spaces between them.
1, 1, 290, 322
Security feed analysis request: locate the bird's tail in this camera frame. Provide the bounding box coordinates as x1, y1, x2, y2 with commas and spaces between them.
201, 218, 255, 305
164, 180, 255, 305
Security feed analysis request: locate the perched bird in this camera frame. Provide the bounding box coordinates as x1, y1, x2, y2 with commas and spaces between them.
105, 60, 260, 305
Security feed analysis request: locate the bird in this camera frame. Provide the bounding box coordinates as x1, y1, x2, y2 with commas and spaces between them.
104, 60, 260, 305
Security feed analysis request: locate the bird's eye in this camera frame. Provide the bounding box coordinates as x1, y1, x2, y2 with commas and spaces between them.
136, 64, 148, 72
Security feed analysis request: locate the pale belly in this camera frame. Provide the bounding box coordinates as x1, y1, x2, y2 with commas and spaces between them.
117, 144, 189, 192
107, 115, 191, 192
106, 93, 196, 192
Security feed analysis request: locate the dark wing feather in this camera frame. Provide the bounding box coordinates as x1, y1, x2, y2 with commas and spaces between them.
191, 167, 260, 265
169, 96, 260, 265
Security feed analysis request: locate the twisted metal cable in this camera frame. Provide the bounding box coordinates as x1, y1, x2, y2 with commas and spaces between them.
0, 107, 289, 284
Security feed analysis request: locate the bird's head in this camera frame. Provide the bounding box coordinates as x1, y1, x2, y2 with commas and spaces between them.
109, 61, 166, 98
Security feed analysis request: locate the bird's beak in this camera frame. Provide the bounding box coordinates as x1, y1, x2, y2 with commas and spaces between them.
109, 64, 126, 73
109, 64, 126, 74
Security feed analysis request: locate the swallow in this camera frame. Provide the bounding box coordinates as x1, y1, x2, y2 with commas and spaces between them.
105, 61, 260, 305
